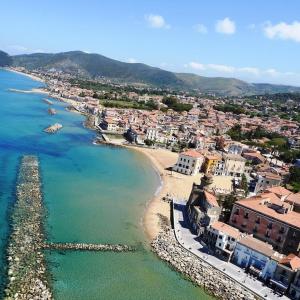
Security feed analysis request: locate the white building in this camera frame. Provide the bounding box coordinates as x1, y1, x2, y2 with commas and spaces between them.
173, 150, 204, 175
214, 153, 246, 177
146, 128, 159, 141
232, 235, 283, 281
206, 221, 241, 261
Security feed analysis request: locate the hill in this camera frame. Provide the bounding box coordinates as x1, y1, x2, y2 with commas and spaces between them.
0, 50, 12, 67
6, 50, 300, 96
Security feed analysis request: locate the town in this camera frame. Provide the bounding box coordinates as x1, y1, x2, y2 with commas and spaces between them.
11, 66, 300, 299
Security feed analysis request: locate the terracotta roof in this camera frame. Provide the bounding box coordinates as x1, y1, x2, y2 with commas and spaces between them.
286, 193, 300, 206
211, 221, 241, 239
204, 190, 219, 207
236, 193, 300, 229
279, 254, 300, 271
181, 150, 203, 159
266, 186, 292, 197
238, 235, 275, 257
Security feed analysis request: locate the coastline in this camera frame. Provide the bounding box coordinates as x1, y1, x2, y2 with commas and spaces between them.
5, 67, 201, 241
5, 67, 45, 83
127, 146, 201, 240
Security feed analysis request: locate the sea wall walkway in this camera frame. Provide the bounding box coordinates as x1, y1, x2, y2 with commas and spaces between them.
171, 199, 288, 300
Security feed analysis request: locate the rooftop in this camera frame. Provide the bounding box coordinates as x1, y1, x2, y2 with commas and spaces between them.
210, 221, 241, 239
238, 235, 275, 257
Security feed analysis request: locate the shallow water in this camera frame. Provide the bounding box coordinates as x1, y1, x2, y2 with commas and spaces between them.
0, 69, 212, 299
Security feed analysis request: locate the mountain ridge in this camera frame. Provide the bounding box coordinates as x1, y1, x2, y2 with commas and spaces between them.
3, 50, 300, 96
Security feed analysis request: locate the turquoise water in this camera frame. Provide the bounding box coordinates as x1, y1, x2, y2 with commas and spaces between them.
0, 69, 211, 299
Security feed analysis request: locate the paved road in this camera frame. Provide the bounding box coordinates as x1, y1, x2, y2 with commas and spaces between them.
173, 200, 289, 300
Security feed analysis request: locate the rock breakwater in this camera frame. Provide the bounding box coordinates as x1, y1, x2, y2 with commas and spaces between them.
5, 156, 52, 300
43, 242, 135, 252
151, 225, 259, 300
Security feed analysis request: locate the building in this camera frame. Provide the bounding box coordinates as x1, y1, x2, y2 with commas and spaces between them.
226, 142, 249, 155
145, 128, 159, 141
253, 172, 282, 194
173, 150, 204, 176
242, 151, 266, 165
203, 154, 221, 174
205, 221, 241, 261
289, 266, 300, 299
229, 189, 300, 255
186, 176, 221, 235
271, 254, 300, 295
232, 235, 284, 281
214, 154, 246, 177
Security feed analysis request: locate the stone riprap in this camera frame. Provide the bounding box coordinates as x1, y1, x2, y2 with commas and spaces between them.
43, 243, 135, 252
151, 225, 259, 300
4, 156, 52, 300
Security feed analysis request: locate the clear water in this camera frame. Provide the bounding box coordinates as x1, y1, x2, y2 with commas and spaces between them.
0, 69, 211, 299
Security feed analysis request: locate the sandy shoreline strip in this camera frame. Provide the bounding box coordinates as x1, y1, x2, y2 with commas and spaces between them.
128, 146, 202, 240
6, 68, 45, 83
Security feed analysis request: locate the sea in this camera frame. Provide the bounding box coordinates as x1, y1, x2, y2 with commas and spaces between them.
0, 69, 212, 299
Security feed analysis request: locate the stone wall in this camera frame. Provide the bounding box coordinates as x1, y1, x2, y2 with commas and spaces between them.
151, 225, 260, 300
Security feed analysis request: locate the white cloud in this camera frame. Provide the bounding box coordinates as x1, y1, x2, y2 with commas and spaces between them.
215, 17, 236, 34
128, 58, 138, 63
265, 68, 279, 77
207, 63, 235, 73
239, 67, 260, 76
194, 24, 208, 34
187, 62, 206, 70
263, 21, 300, 42
145, 14, 170, 29
5, 45, 46, 55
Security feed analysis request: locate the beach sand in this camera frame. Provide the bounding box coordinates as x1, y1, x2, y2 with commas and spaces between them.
6, 68, 45, 83
130, 147, 202, 240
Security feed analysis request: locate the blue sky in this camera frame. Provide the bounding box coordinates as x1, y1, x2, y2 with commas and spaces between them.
1, 0, 300, 85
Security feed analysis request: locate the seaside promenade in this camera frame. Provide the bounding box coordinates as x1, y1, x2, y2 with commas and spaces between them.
172, 200, 289, 300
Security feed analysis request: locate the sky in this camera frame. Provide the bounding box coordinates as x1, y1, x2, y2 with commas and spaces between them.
1, 0, 300, 86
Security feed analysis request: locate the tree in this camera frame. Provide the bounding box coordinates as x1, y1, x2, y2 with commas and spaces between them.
240, 174, 249, 196
221, 193, 238, 222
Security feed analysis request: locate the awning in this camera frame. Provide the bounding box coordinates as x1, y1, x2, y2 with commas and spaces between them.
270, 279, 288, 291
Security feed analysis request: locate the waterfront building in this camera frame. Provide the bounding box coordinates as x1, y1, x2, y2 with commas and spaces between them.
205, 221, 241, 261
203, 154, 221, 174
232, 235, 282, 281
213, 153, 246, 177
186, 176, 221, 235
289, 266, 300, 299
229, 190, 300, 255
173, 150, 204, 176
271, 254, 300, 295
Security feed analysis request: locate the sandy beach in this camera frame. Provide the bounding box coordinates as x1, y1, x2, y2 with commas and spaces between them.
6, 68, 45, 83
129, 147, 202, 240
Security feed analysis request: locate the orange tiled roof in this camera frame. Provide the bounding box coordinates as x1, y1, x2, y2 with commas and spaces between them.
181, 150, 203, 159
236, 193, 300, 228
279, 254, 300, 270
211, 221, 240, 239
239, 235, 274, 257
204, 190, 219, 207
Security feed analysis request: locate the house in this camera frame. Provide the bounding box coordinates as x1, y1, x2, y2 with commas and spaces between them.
99, 117, 119, 132
229, 190, 300, 255
232, 235, 282, 281
173, 150, 204, 176
205, 221, 241, 261
214, 153, 246, 177
271, 254, 300, 295
203, 154, 221, 174
145, 128, 160, 141
186, 178, 221, 235
226, 142, 249, 155
242, 151, 266, 165
253, 172, 282, 194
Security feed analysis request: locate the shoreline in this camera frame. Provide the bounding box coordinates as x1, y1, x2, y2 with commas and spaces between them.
5, 67, 200, 242
5, 67, 45, 83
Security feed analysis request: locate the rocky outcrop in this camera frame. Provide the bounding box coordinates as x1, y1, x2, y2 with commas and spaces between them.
151, 225, 259, 300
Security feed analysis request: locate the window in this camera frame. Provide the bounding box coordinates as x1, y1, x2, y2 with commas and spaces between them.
276, 236, 282, 243
218, 235, 223, 239
255, 216, 260, 224
234, 209, 239, 215
253, 226, 258, 233
267, 222, 273, 229
244, 212, 249, 219
265, 230, 270, 238
279, 227, 284, 234
218, 243, 222, 247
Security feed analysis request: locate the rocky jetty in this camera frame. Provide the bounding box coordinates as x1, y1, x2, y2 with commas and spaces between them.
43, 98, 53, 105
151, 225, 258, 300
43, 242, 135, 252
4, 156, 52, 300
44, 123, 62, 133
47, 108, 56, 115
